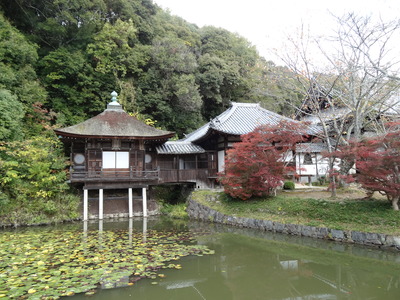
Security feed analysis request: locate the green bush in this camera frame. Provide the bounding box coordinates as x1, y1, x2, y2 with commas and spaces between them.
283, 181, 295, 190
161, 203, 188, 219
0, 135, 80, 226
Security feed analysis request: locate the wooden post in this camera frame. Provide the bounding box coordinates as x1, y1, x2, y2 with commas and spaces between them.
128, 188, 133, 218
142, 187, 147, 217
177, 155, 180, 182
83, 189, 88, 221
99, 189, 103, 220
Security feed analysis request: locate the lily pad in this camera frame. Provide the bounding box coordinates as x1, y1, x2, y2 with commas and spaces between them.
0, 227, 214, 299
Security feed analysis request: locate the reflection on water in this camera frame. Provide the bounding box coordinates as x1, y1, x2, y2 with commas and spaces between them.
68, 218, 400, 300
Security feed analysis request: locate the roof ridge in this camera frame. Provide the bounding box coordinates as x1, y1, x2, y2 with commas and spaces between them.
212, 105, 236, 126
231, 102, 260, 107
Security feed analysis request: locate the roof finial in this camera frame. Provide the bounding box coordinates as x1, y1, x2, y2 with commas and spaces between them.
111, 91, 118, 103
107, 91, 122, 110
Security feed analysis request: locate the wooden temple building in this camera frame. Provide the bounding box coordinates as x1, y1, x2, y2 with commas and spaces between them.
56, 92, 324, 220
54, 92, 176, 220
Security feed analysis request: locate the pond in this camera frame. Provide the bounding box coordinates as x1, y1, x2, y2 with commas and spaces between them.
1, 217, 400, 299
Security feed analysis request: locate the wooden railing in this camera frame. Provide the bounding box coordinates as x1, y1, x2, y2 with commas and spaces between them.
159, 169, 216, 183
70, 167, 217, 184
70, 167, 159, 181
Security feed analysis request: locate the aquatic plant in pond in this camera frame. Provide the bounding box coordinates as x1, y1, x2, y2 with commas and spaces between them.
0, 229, 214, 299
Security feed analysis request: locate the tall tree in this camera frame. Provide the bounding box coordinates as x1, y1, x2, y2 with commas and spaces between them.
39, 47, 111, 125
136, 36, 202, 135
279, 13, 400, 189
198, 26, 259, 119
0, 90, 24, 141
0, 12, 46, 138
0, 0, 107, 52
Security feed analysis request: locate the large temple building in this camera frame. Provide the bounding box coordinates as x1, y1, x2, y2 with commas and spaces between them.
55, 92, 328, 219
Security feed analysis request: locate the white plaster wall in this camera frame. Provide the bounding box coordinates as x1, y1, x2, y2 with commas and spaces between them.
218, 150, 225, 173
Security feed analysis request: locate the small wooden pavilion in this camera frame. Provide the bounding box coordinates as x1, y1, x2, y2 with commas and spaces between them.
54, 92, 175, 220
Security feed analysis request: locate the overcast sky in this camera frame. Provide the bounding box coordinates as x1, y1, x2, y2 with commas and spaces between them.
153, 0, 400, 63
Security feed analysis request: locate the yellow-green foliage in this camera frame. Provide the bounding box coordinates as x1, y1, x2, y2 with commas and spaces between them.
129, 111, 161, 129
161, 203, 188, 220
0, 135, 80, 225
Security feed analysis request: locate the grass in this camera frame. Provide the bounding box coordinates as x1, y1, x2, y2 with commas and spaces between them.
192, 189, 400, 236
161, 202, 189, 220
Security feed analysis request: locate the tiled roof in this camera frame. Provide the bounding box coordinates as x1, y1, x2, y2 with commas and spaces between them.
296, 143, 329, 153
55, 103, 174, 140
210, 103, 292, 135
156, 141, 205, 154
183, 102, 320, 142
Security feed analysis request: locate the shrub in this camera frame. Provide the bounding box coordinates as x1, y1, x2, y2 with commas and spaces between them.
161, 203, 188, 219
0, 135, 80, 225
283, 181, 295, 190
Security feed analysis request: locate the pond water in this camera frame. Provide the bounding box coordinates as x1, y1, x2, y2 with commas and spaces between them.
2, 217, 400, 299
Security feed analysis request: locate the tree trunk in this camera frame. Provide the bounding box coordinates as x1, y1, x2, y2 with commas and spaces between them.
327, 157, 337, 197
338, 157, 355, 187
330, 176, 337, 198
392, 196, 399, 211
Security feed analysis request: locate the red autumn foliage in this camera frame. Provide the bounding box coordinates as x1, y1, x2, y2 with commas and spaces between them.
218, 121, 308, 200
334, 122, 400, 210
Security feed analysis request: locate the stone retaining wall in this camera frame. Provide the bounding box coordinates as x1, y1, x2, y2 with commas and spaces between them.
187, 195, 400, 250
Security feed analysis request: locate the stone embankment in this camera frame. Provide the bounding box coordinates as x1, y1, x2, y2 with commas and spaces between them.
187, 193, 400, 250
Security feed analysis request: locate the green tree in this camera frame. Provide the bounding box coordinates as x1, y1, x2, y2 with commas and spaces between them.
0, 90, 24, 141
152, 9, 200, 50
245, 59, 304, 117
1, 0, 159, 52
87, 19, 138, 77
0, 135, 80, 225
86, 18, 150, 111
39, 47, 110, 125
0, 0, 106, 52
0, 12, 47, 137
136, 36, 202, 135
197, 27, 259, 119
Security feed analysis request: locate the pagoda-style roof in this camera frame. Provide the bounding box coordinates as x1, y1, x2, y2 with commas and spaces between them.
55, 92, 174, 141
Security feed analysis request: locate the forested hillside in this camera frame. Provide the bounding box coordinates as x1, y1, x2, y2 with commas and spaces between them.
0, 0, 301, 225
1, 0, 301, 135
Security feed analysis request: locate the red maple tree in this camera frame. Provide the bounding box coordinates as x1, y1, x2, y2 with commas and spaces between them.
218, 121, 307, 200
336, 122, 400, 210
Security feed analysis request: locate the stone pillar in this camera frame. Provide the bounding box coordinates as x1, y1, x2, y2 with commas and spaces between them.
142, 187, 147, 217
83, 220, 88, 246
99, 219, 103, 232
143, 216, 148, 242
83, 189, 88, 221
128, 188, 133, 218
128, 217, 133, 246
99, 189, 104, 220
